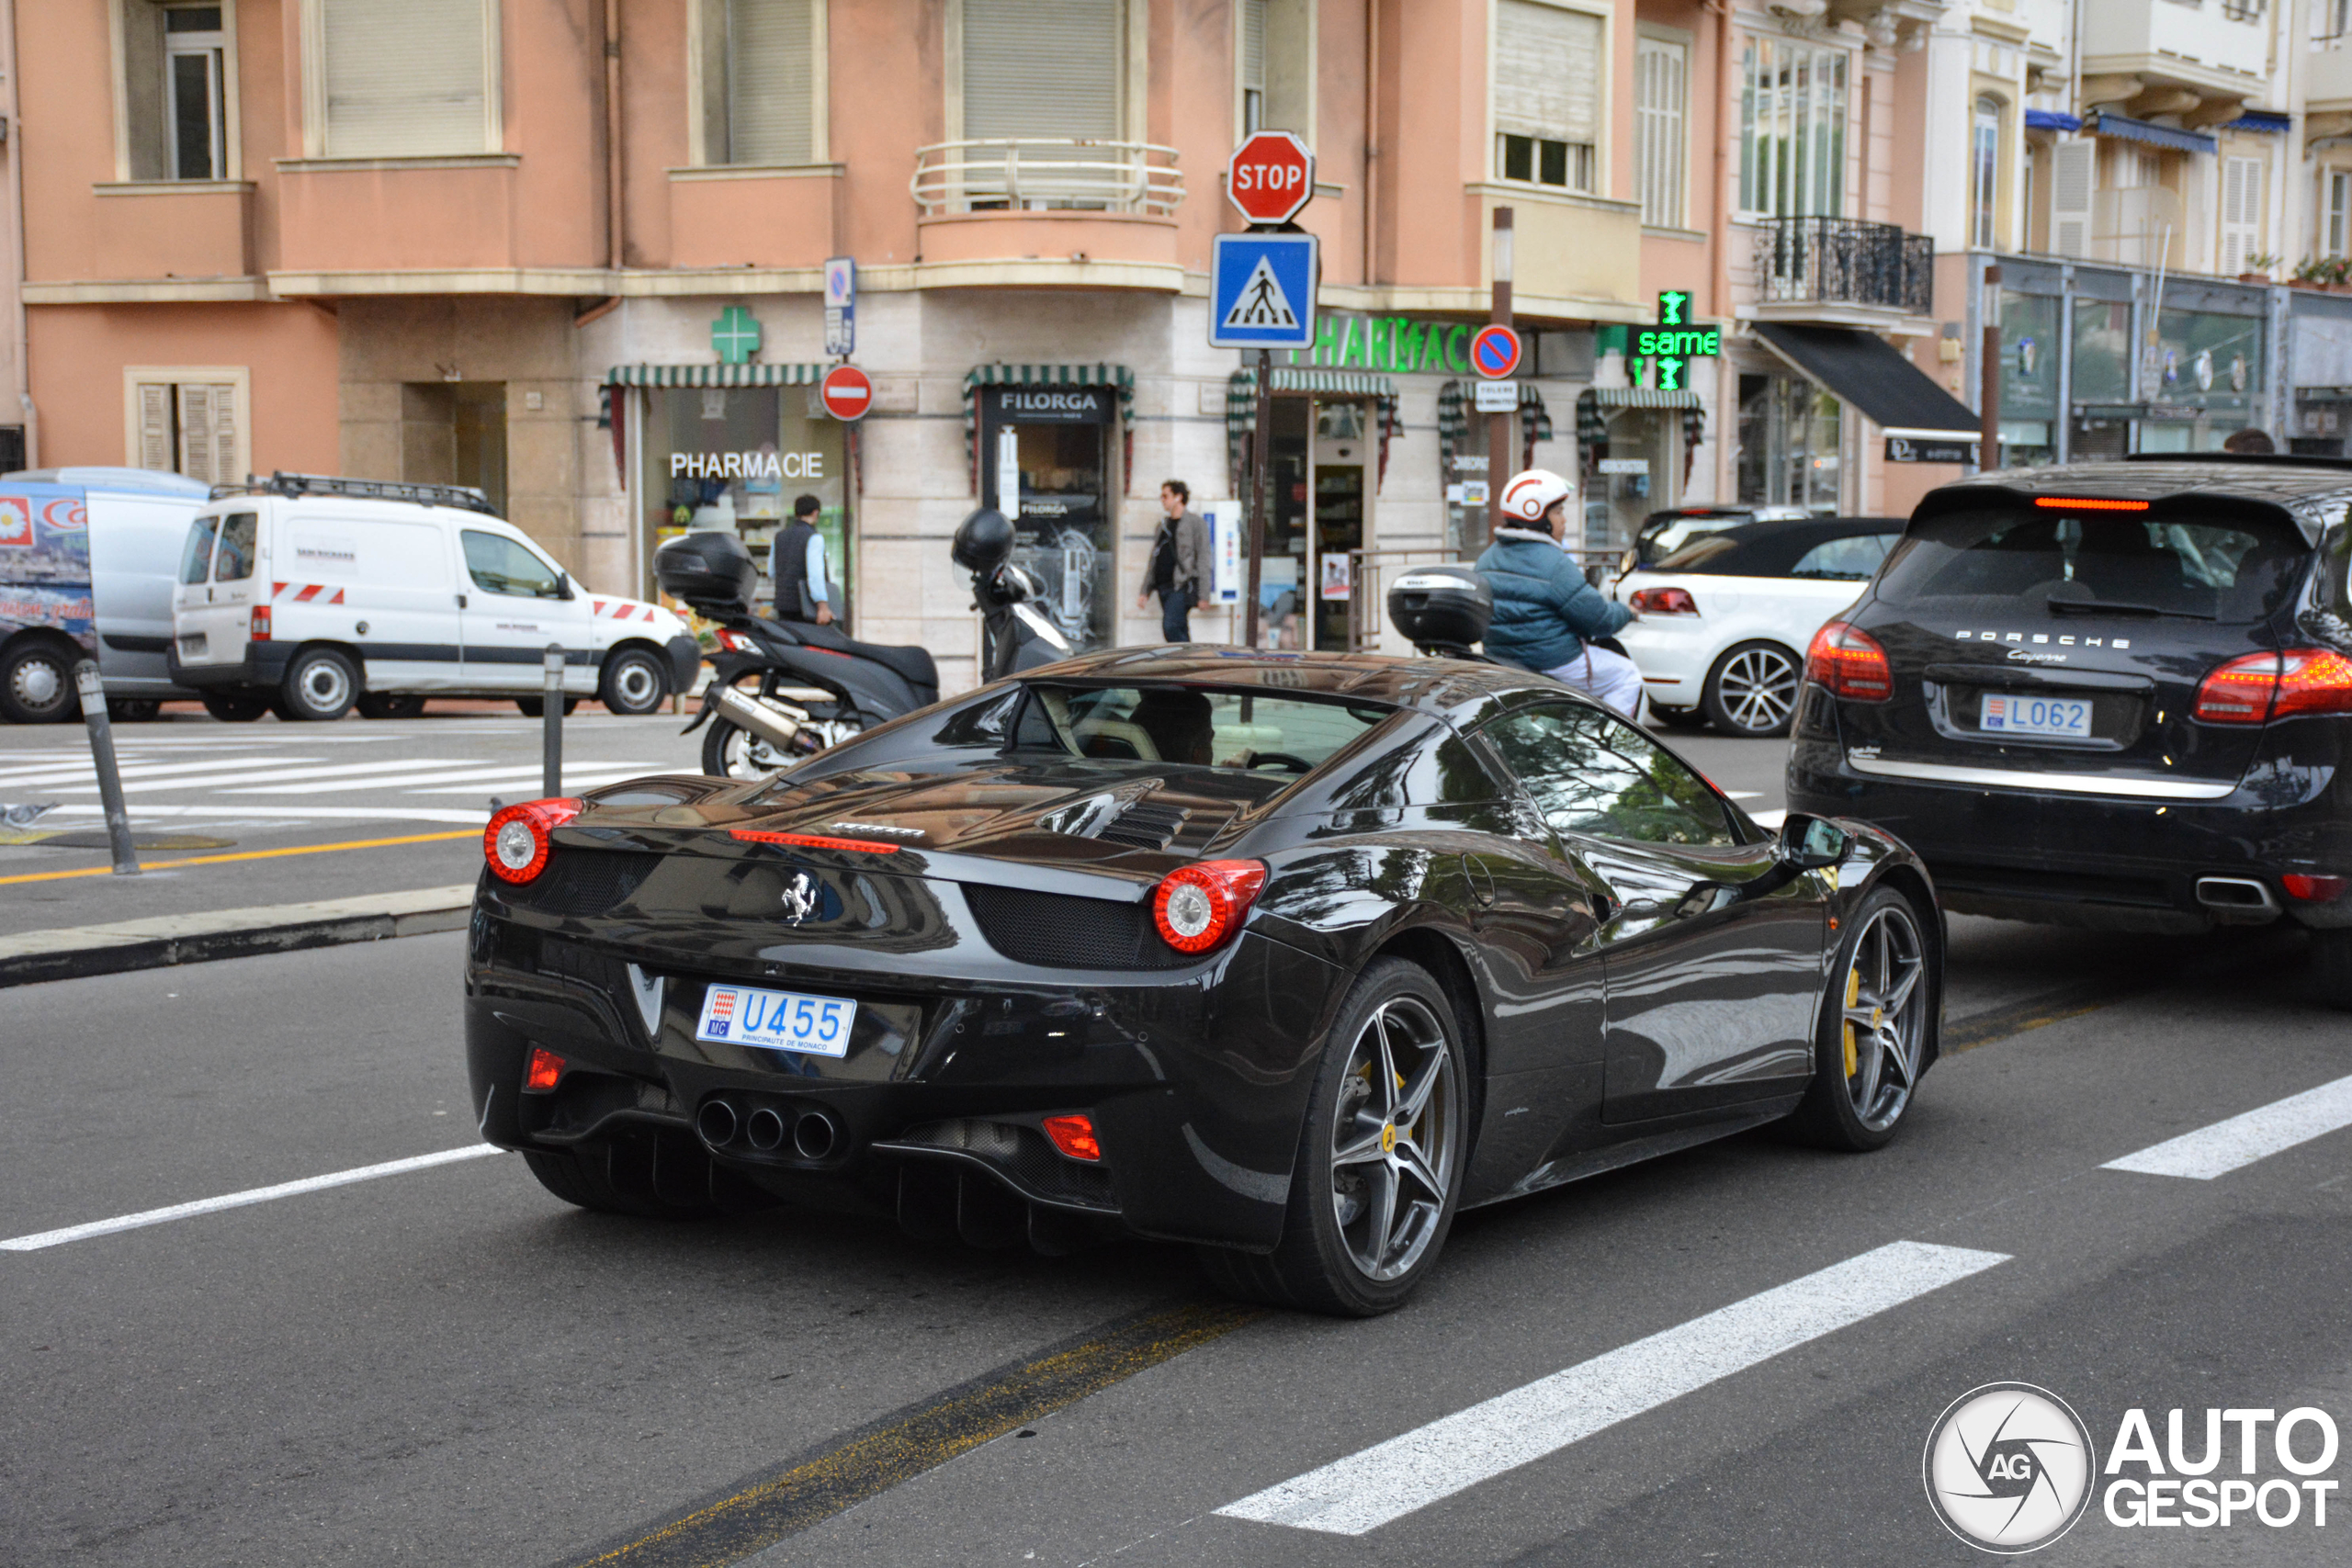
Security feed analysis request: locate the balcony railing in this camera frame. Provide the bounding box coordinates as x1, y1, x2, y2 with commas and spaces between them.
1752, 217, 1934, 314
911, 140, 1183, 217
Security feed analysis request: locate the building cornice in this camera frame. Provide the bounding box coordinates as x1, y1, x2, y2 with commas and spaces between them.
24, 277, 272, 304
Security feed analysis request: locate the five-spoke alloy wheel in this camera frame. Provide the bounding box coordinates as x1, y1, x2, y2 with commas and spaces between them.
1789, 886, 1932, 1150
1198, 959, 1466, 1315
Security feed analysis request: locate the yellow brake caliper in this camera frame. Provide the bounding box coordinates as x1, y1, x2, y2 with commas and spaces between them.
1842, 967, 1860, 1078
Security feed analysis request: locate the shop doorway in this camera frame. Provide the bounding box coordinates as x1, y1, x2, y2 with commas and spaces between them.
980, 387, 1115, 652
1258, 397, 1372, 650
401, 381, 508, 517
639, 386, 849, 620
1736, 372, 1842, 512
1593, 408, 1679, 554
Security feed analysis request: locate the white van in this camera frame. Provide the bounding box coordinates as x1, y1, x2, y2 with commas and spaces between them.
1, 468, 210, 724
168, 473, 699, 722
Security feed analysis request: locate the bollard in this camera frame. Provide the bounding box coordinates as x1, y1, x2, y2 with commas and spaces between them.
542, 644, 565, 798
73, 661, 141, 876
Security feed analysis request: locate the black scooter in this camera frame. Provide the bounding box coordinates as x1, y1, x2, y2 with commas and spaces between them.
654, 531, 941, 777
954, 507, 1074, 682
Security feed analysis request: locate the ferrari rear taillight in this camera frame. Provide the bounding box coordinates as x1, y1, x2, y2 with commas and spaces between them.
1150, 860, 1268, 954
1630, 586, 1698, 615
2283, 874, 2348, 903
1804, 620, 1892, 702
483, 797, 582, 884
2193, 649, 2352, 724
248, 605, 271, 643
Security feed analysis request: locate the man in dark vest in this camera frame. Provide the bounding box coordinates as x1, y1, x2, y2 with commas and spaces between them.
771, 493, 833, 626
1136, 479, 1209, 643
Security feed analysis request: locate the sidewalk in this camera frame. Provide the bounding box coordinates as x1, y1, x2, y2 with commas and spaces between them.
0, 884, 476, 987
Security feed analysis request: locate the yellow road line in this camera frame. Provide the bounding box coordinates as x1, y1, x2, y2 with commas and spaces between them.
0, 830, 480, 886
576, 1301, 1262, 1567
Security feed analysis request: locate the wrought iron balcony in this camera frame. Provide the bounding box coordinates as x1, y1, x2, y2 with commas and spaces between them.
910, 140, 1183, 217
1752, 217, 1934, 315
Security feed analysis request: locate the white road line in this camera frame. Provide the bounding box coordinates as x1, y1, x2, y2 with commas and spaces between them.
0, 755, 299, 786
64, 758, 492, 795
39, 803, 495, 824
1724, 791, 1761, 799
0, 1145, 507, 1253
2101, 1073, 2352, 1180
1216, 1239, 2010, 1536
400, 767, 663, 795
225, 761, 664, 795
1747, 807, 1787, 829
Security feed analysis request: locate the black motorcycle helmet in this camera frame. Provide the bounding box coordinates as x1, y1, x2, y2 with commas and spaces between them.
951, 507, 1015, 573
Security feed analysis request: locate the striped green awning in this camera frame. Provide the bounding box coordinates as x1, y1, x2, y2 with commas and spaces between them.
1577, 389, 1707, 483
963, 363, 1136, 492
607, 363, 830, 387
1588, 388, 1702, 409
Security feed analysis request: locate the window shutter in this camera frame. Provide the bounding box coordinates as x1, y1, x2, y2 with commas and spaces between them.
2220, 155, 2261, 276
1240, 0, 1265, 97
964, 0, 1120, 140
2051, 139, 2095, 259
321, 0, 489, 157
728, 0, 815, 164
1635, 37, 1686, 227
1495, 0, 1601, 146
136, 383, 175, 472
176, 384, 239, 486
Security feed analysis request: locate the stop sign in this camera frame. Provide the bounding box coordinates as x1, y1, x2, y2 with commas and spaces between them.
819, 364, 872, 422
1227, 131, 1315, 225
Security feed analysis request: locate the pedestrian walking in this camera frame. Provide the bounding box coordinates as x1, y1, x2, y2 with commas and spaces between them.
1136, 479, 1209, 643
1476, 468, 1645, 717
771, 494, 835, 626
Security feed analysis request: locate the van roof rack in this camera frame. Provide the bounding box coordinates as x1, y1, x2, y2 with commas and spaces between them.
210, 471, 501, 514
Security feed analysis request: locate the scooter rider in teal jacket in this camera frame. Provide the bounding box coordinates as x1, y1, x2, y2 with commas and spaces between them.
1475, 468, 1645, 716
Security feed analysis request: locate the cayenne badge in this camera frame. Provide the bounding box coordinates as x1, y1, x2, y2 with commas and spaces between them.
779, 872, 819, 924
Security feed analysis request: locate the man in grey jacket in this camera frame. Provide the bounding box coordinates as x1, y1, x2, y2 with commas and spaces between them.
1136, 479, 1210, 643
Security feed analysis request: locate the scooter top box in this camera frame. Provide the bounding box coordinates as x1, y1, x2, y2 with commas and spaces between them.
654, 531, 760, 614
1386, 564, 1491, 649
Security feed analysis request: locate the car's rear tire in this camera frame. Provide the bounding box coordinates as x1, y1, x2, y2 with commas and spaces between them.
1702, 640, 1804, 739
356, 693, 427, 720
107, 697, 163, 723
2311, 928, 2352, 1011
599, 647, 671, 715
1785, 886, 1934, 1152
0, 638, 79, 724
201, 693, 270, 723
277, 648, 358, 721
521, 1128, 723, 1218
1196, 958, 1467, 1317
514, 695, 582, 718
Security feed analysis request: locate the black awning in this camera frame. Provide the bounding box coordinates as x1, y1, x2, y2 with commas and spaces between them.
1752, 322, 1979, 439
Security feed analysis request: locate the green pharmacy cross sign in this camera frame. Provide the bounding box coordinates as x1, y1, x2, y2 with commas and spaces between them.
1634, 290, 1720, 392
712, 305, 763, 366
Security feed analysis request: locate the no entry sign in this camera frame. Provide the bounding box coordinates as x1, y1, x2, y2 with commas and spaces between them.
819, 364, 873, 422
1227, 131, 1315, 225
1470, 324, 1522, 379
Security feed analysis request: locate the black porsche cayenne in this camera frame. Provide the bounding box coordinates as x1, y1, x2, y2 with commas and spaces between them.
1786, 457, 2352, 1005
469, 649, 1941, 1315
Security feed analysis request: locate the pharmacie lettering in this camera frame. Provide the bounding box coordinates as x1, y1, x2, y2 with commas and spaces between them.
2102, 1405, 2340, 1529
669, 451, 825, 480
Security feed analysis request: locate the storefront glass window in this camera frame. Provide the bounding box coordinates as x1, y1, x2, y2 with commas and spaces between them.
1999, 292, 2060, 466
1736, 373, 1840, 510
642, 386, 849, 619
2140, 307, 2265, 453
2068, 299, 2132, 460
1595, 409, 1677, 553
980, 387, 1114, 652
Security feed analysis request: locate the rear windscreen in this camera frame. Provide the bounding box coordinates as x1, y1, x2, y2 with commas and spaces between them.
1873, 506, 2308, 623
1636, 515, 1744, 566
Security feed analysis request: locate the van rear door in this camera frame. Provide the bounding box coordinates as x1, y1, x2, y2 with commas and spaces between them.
168, 508, 242, 675
91, 491, 206, 695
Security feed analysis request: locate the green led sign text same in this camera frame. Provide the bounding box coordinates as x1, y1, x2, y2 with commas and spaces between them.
1634, 291, 1717, 392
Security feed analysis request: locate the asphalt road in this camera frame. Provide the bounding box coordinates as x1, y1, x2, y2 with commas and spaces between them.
0, 707, 712, 937
5, 843, 2348, 1564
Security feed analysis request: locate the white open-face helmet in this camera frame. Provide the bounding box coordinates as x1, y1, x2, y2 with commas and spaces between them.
1499, 468, 1574, 526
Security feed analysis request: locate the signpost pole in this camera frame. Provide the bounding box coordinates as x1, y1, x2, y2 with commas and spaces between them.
1979, 264, 2002, 476
1487, 207, 1513, 538
1244, 347, 1272, 647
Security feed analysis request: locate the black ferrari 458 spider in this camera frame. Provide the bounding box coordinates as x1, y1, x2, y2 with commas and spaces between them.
467, 649, 1942, 1315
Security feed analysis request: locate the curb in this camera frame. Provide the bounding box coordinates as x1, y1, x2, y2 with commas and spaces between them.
0, 884, 477, 987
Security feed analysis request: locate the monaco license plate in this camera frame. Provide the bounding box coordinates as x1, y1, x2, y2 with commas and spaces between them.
695, 984, 857, 1056
1980, 692, 2092, 739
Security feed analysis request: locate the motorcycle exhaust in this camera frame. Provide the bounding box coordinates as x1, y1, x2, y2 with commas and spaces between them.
713, 684, 806, 750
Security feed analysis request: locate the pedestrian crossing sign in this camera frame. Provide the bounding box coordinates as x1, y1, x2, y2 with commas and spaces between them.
1210, 232, 1318, 349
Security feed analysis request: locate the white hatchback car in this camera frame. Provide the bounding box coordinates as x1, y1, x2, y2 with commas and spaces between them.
1611, 516, 1903, 737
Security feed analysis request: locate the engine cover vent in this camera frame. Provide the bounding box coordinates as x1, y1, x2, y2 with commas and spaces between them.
1095, 800, 1191, 851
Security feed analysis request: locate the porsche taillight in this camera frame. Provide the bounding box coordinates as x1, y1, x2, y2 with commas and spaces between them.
2193, 649, 2352, 724
1804, 620, 1892, 702
1150, 860, 1268, 953
484, 797, 582, 884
